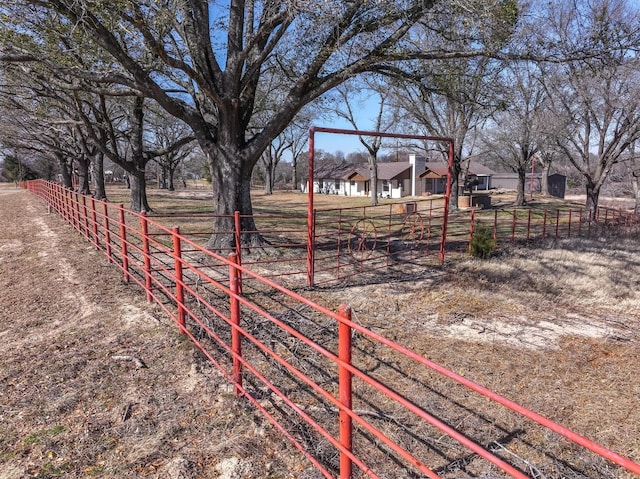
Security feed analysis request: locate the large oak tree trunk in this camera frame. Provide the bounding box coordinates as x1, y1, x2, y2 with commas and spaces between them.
369, 159, 378, 206
584, 182, 600, 223
76, 156, 91, 195
168, 166, 176, 191
57, 155, 73, 188
292, 157, 298, 191
206, 150, 263, 251
92, 153, 107, 200
448, 159, 462, 210
516, 166, 527, 206
129, 169, 151, 212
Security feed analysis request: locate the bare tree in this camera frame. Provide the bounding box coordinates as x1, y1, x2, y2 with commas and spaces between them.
387, 49, 507, 208
260, 138, 291, 194
281, 109, 317, 191
541, 0, 640, 221
0, 69, 90, 189
332, 78, 394, 205
146, 108, 197, 191
481, 62, 547, 206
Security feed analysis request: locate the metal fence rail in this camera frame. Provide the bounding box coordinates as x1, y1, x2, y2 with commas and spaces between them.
20, 180, 640, 478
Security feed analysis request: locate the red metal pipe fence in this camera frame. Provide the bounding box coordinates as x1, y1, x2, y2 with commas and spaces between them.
19, 180, 640, 478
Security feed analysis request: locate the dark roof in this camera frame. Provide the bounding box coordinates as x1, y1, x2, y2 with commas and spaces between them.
419, 161, 496, 178
347, 162, 412, 181
315, 161, 358, 179
419, 166, 449, 178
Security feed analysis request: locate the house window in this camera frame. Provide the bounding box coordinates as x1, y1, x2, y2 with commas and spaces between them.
335, 179, 340, 189
350, 180, 355, 186
382, 180, 390, 192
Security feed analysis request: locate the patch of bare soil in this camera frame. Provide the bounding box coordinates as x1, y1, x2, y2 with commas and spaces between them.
0, 188, 309, 478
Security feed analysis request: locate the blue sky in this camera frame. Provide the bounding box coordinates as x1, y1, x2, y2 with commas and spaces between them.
310, 114, 420, 158
310, 90, 407, 157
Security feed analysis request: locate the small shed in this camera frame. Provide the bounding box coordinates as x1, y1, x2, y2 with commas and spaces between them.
548, 173, 566, 199
491, 173, 566, 199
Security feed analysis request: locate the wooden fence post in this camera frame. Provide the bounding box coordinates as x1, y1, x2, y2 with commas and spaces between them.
233, 211, 243, 295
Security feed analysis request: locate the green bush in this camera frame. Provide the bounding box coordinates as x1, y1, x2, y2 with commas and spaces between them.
470, 223, 496, 259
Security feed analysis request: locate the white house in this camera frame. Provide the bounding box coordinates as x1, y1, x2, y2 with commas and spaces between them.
303, 154, 496, 198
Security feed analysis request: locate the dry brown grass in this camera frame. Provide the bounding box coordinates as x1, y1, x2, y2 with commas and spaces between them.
1, 183, 639, 478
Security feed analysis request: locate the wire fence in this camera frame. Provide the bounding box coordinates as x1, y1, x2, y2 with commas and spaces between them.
20, 179, 640, 479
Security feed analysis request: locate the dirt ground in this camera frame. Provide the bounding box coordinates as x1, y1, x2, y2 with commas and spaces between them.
1, 184, 639, 478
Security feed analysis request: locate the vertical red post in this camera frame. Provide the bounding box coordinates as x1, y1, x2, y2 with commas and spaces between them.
63, 188, 70, 223
439, 139, 455, 263
310, 209, 317, 285
228, 253, 243, 396
568, 210, 572, 238
338, 304, 353, 479
426, 200, 433, 256
173, 227, 186, 335
103, 202, 112, 262
140, 212, 152, 302
233, 211, 243, 295
234, 211, 242, 260
73, 191, 80, 231
555, 210, 560, 239
307, 128, 316, 287
91, 197, 99, 250
82, 195, 90, 239
52, 184, 59, 215
542, 210, 547, 239
56, 184, 63, 215
118, 204, 130, 283
493, 210, 498, 243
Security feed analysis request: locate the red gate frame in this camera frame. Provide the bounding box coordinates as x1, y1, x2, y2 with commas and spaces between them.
307, 126, 455, 286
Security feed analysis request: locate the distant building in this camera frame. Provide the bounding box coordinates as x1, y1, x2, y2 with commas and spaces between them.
302, 154, 498, 198
491, 173, 567, 199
